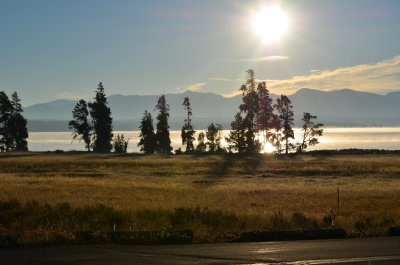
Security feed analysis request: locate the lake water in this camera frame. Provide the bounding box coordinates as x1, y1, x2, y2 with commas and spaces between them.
27, 128, 400, 152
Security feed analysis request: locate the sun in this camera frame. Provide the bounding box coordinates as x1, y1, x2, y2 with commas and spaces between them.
252, 6, 289, 42
258, 134, 276, 153
263, 142, 275, 153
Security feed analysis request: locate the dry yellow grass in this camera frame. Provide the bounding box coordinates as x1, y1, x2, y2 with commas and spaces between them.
1, 152, 400, 239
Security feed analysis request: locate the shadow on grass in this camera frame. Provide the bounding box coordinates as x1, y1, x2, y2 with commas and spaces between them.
0, 153, 37, 159
204, 154, 266, 178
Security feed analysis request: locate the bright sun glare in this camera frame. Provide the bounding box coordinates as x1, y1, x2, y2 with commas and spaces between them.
263, 142, 275, 153
252, 6, 289, 42
258, 134, 276, 153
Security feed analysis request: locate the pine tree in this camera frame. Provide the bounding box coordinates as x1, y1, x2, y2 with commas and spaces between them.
275, 95, 295, 154
205, 123, 222, 153
69, 99, 92, 151
9, 92, 28, 151
0, 92, 28, 152
269, 114, 283, 154
88, 82, 113, 153
113, 134, 128, 153
155, 95, 172, 154
138, 110, 157, 154
239, 69, 261, 153
181, 97, 195, 153
226, 112, 246, 153
195, 132, 206, 153
215, 124, 223, 152
10, 92, 22, 113
297, 112, 324, 153
257, 81, 274, 150
0, 92, 13, 152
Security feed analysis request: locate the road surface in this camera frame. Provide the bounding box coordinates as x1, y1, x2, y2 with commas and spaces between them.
1, 237, 400, 264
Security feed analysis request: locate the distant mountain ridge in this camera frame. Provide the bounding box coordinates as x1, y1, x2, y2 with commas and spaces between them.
25, 89, 400, 131
290, 88, 400, 126
25, 91, 243, 121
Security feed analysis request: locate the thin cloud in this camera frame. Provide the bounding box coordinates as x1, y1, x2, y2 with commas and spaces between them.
266, 56, 400, 95
233, 56, 290, 62
222, 55, 400, 97
187, 82, 207, 91
177, 82, 207, 92
222, 90, 242, 98
56, 92, 89, 100
208, 77, 234, 82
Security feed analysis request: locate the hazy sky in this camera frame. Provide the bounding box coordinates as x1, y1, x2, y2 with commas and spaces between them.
1, 0, 400, 106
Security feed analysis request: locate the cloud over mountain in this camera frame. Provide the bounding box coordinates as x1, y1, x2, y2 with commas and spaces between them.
267, 56, 400, 94
217, 55, 400, 97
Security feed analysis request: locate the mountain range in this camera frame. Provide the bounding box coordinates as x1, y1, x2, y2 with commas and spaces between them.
24, 88, 400, 131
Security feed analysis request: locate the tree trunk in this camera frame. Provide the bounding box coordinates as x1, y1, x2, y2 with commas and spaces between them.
285, 137, 288, 155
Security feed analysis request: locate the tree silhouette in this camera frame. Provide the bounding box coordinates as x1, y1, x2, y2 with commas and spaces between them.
8, 92, 28, 151
239, 69, 261, 153
296, 112, 324, 153
206, 123, 222, 153
113, 134, 128, 153
257, 81, 275, 150
269, 114, 284, 154
155, 95, 172, 154
226, 112, 246, 153
0, 91, 28, 152
0, 92, 13, 152
138, 110, 157, 154
275, 95, 294, 154
89, 82, 113, 153
181, 97, 195, 153
195, 132, 206, 153
69, 99, 92, 151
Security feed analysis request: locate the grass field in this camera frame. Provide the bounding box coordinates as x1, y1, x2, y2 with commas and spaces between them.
0, 152, 399, 245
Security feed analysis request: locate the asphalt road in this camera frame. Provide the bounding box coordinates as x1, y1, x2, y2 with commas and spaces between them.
1, 237, 400, 265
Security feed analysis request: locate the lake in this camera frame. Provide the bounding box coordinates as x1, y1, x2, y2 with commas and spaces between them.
26, 127, 400, 152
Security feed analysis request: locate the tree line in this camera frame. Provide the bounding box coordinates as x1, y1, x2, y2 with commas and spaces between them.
0, 70, 323, 154
70, 70, 323, 154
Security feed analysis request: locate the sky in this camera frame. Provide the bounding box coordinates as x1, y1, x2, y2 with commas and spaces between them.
1, 0, 400, 106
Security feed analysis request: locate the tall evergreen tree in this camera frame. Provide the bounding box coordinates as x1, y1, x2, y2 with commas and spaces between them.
205, 123, 222, 153
297, 112, 324, 153
9, 92, 28, 151
216, 124, 223, 152
239, 69, 261, 153
155, 95, 172, 154
88, 82, 113, 153
138, 110, 157, 154
0, 92, 28, 152
269, 114, 283, 154
69, 99, 92, 151
10, 92, 22, 113
257, 81, 275, 149
226, 112, 247, 153
0, 92, 13, 152
275, 95, 295, 154
181, 97, 195, 153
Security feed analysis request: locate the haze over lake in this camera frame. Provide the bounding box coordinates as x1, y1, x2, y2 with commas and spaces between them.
27, 127, 400, 152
